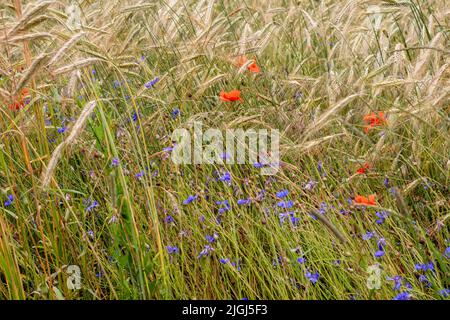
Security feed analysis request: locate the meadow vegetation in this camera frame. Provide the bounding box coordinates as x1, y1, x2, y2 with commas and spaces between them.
0, 0, 449, 299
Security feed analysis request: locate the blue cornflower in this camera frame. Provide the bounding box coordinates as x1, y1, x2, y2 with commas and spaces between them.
318, 202, 327, 215
163, 145, 174, 152
375, 238, 386, 258
383, 177, 390, 188
277, 200, 293, 209
165, 215, 174, 224
135, 170, 145, 179
167, 245, 179, 255
393, 292, 411, 300
387, 276, 403, 291
206, 234, 217, 243
220, 258, 229, 264
438, 288, 450, 298
57, 126, 67, 134
218, 171, 231, 183
253, 162, 264, 168
377, 237, 386, 248
183, 195, 198, 205
237, 198, 251, 205
4, 194, 14, 207
145, 77, 159, 88
290, 216, 300, 225
415, 261, 435, 272
221, 152, 231, 161
279, 211, 295, 225
317, 161, 323, 172
198, 245, 213, 258
216, 200, 230, 214
305, 270, 320, 284
171, 108, 180, 119
111, 157, 119, 167
297, 257, 306, 264
418, 274, 431, 288
131, 112, 140, 122
362, 231, 375, 241
375, 250, 385, 258
415, 263, 425, 271
376, 211, 388, 224
276, 189, 289, 198
444, 247, 450, 259
85, 199, 99, 212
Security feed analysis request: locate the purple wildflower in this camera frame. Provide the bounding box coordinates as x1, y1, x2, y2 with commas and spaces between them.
375, 211, 388, 224
387, 276, 403, 291
165, 215, 174, 224
171, 108, 180, 119
183, 195, 198, 205
4, 194, 14, 207
444, 247, 450, 259
276, 189, 289, 198
167, 245, 179, 255
362, 231, 375, 241
393, 292, 411, 300
218, 171, 231, 184
237, 198, 251, 205
277, 200, 294, 209
135, 170, 145, 179
438, 288, 450, 298
206, 234, 217, 243
198, 245, 213, 258
111, 157, 119, 167
85, 199, 99, 212
297, 257, 306, 264
305, 270, 320, 284
57, 126, 67, 134
145, 77, 159, 88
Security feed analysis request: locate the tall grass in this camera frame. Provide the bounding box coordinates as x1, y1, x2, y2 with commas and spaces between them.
0, 0, 448, 299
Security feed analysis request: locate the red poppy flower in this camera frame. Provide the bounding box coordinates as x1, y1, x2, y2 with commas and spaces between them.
236, 56, 260, 73
8, 88, 30, 111
354, 194, 376, 206
356, 163, 370, 174
220, 90, 242, 102
363, 112, 386, 133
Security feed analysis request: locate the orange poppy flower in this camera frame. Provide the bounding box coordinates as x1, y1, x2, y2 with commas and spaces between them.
354, 194, 376, 206
220, 90, 242, 102
363, 112, 386, 133
8, 88, 30, 111
356, 163, 370, 174
236, 56, 260, 73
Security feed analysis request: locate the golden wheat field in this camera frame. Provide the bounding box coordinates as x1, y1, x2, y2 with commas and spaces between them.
0, 0, 449, 300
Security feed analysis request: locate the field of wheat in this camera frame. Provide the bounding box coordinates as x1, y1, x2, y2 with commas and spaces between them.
0, 0, 449, 300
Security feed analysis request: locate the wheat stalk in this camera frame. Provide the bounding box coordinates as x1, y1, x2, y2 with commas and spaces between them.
41, 101, 97, 189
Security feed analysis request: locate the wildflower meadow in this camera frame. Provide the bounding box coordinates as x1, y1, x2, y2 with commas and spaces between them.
0, 0, 449, 300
